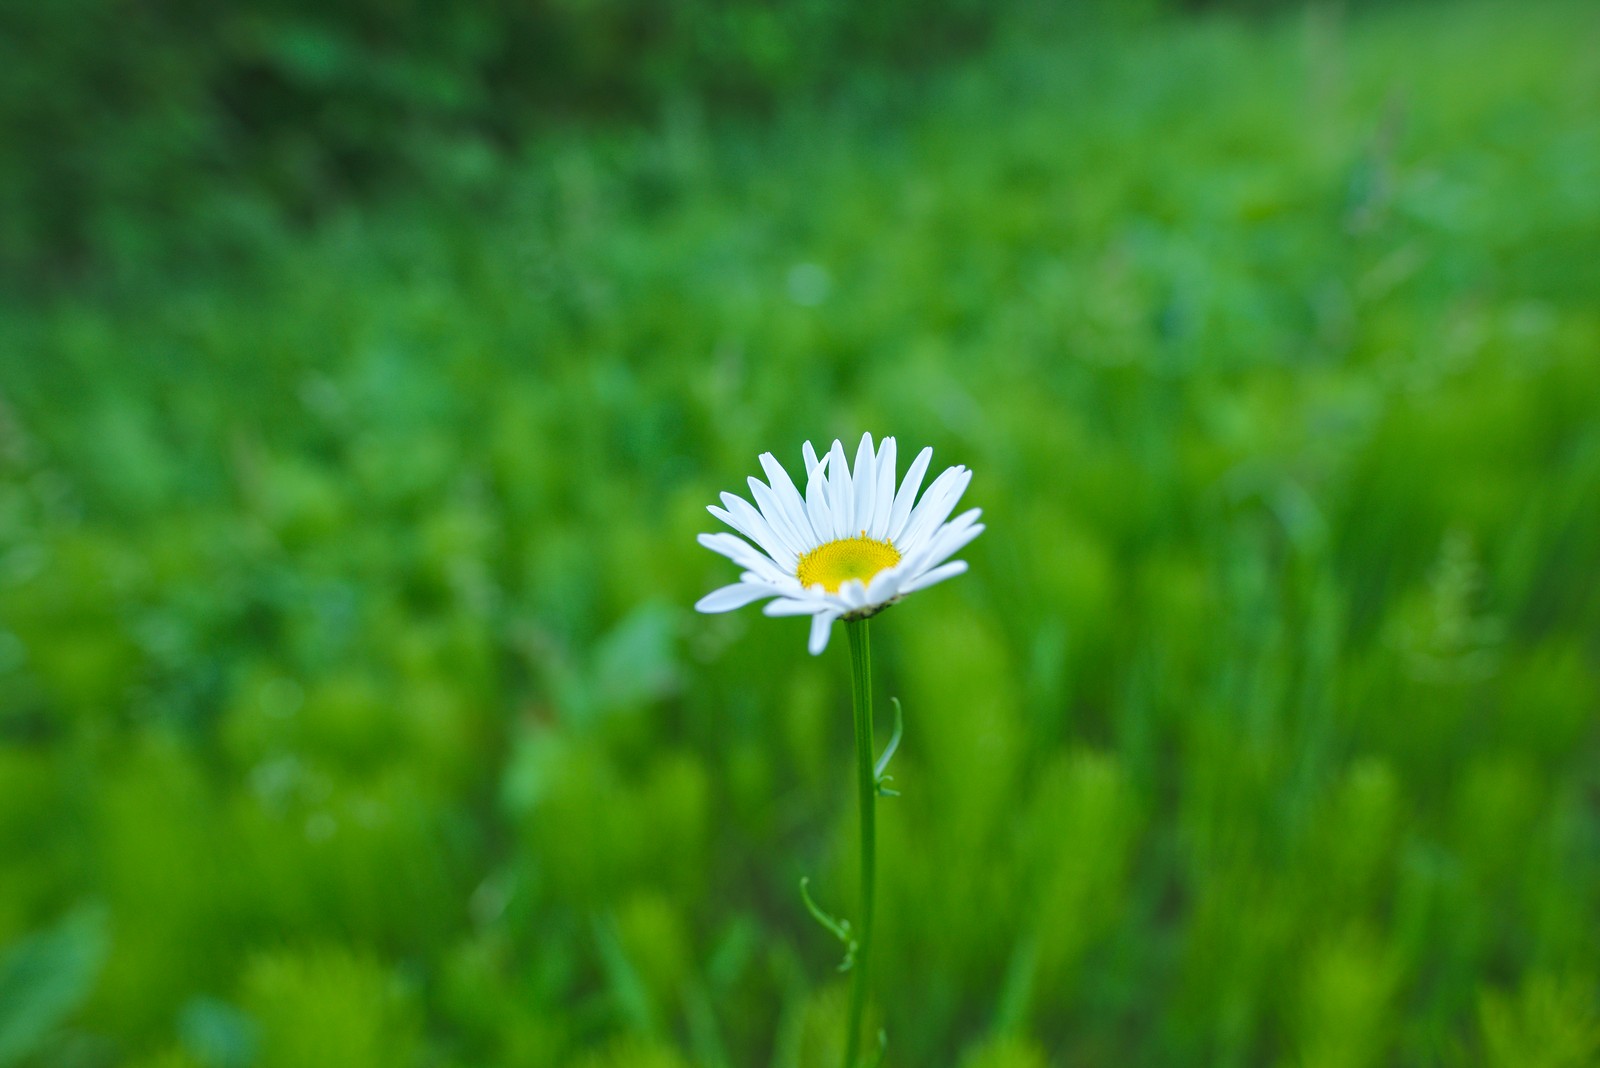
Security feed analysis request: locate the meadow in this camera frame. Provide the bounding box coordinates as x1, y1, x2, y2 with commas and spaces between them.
1, 1, 1599, 1065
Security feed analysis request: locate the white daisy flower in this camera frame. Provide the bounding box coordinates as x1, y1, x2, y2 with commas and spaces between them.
695, 434, 984, 655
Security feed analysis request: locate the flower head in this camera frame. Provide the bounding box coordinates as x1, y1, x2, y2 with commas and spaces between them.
695, 434, 983, 654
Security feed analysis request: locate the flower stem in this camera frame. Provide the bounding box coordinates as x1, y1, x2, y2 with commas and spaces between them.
843, 617, 876, 1068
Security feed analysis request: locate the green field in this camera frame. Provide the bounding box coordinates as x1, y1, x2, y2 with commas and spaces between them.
2, 2, 1599, 1065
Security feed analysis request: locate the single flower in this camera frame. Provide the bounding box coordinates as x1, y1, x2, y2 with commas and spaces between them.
695, 434, 983, 654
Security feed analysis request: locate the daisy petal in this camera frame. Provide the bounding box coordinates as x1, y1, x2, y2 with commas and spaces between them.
888, 446, 933, 542
808, 612, 837, 655
710, 499, 797, 569
758, 451, 817, 546
805, 451, 834, 545
853, 432, 878, 538
697, 532, 789, 583
865, 565, 904, 605
764, 597, 828, 617
748, 477, 811, 556
903, 508, 983, 572
827, 439, 853, 539
696, 580, 782, 613
870, 437, 897, 540
914, 521, 984, 574
900, 466, 972, 550
803, 441, 823, 478
899, 559, 968, 595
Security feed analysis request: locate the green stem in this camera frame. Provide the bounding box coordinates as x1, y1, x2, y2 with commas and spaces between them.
843, 617, 876, 1068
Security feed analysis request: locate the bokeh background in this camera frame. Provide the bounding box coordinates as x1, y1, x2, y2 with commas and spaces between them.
2, 0, 1599, 1064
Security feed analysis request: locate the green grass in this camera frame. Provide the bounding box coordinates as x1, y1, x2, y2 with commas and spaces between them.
2, 2, 1599, 1065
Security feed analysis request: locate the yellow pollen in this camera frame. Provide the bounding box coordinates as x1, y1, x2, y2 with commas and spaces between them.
796, 532, 902, 593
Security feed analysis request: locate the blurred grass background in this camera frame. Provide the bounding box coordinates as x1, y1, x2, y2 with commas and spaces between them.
2, 0, 1599, 1065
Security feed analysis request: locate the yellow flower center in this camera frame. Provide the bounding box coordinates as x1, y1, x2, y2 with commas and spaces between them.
795, 534, 902, 593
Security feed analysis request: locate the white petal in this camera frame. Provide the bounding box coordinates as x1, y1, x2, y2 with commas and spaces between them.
911, 520, 984, 575
888, 446, 933, 542
764, 597, 829, 617
805, 451, 834, 546
865, 565, 903, 605
808, 612, 836, 655
903, 508, 983, 572
899, 559, 968, 595
710, 498, 797, 570
747, 477, 809, 557
827, 439, 853, 539
697, 532, 788, 583
838, 578, 869, 610
695, 580, 782, 613
869, 437, 897, 540
853, 433, 878, 539
803, 441, 824, 477
757, 453, 817, 548
900, 466, 971, 551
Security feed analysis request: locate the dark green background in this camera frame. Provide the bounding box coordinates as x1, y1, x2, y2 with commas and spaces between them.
2, 1, 1598, 1065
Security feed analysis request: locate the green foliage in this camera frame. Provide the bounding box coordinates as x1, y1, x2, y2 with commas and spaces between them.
239, 949, 419, 1068
1479, 973, 1600, 1068
2, 1, 1598, 1064
0, 0, 999, 286
959, 1037, 1052, 1068
0, 906, 107, 1066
